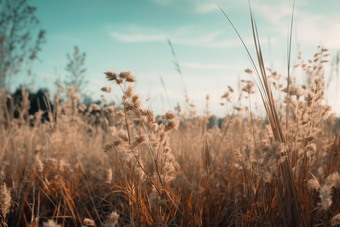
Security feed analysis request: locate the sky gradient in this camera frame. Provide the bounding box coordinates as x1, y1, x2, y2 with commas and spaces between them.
17, 0, 340, 116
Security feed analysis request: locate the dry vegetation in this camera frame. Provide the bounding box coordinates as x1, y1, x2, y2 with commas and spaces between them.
1, 46, 340, 227
1, 3, 340, 224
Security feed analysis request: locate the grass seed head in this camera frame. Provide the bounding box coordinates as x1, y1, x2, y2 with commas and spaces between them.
228, 85, 234, 93
132, 95, 141, 109
307, 178, 320, 192
83, 218, 95, 226
0, 183, 11, 221
43, 220, 61, 227
103, 211, 119, 227
162, 110, 176, 120
125, 84, 134, 98
164, 118, 179, 132
245, 69, 253, 74
242, 80, 255, 94
119, 70, 136, 83
116, 111, 125, 123
331, 214, 340, 226
101, 86, 112, 93
141, 109, 155, 124
124, 100, 134, 112
105, 71, 117, 81
112, 139, 122, 147
117, 130, 129, 142
104, 143, 113, 153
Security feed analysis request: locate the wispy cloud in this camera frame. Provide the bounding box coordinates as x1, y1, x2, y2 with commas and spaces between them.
249, 1, 340, 49
173, 31, 222, 46
195, 3, 218, 14
182, 62, 231, 70
111, 32, 165, 42
251, 2, 294, 26
148, 0, 240, 14
109, 22, 279, 52
109, 25, 227, 47
207, 38, 254, 48
294, 15, 340, 49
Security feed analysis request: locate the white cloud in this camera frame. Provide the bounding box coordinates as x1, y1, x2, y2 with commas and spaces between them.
109, 25, 226, 47
173, 31, 221, 46
294, 16, 340, 49
248, 1, 340, 50
110, 32, 165, 43
250, 2, 294, 26
195, 3, 218, 14
182, 62, 231, 70
207, 37, 253, 48
148, 0, 242, 15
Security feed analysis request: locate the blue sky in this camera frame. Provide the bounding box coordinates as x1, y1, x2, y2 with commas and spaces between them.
18, 0, 340, 116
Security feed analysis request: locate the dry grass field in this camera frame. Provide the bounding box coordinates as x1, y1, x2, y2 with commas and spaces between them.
1, 5, 340, 227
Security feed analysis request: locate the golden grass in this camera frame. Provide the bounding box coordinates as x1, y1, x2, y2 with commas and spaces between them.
1, 3, 340, 225
0, 50, 340, 226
